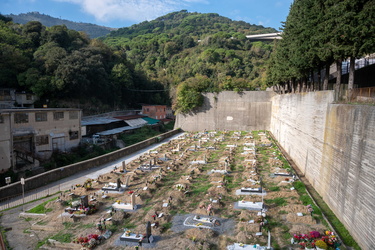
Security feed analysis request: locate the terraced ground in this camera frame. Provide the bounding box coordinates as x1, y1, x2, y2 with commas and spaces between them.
5, 131, 339, 249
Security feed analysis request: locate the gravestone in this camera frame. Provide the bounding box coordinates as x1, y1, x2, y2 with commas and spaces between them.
131, 193, 136, 210
125, 176, 130, 187
80, 195, 89, 207
117, 178, 123, 189
146, 221, 151, 238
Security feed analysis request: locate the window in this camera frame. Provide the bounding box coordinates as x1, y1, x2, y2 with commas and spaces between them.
14, 113, 28, 123
69, 131, 79, 140
26, 94, 32, 100
0, 115, 3, 123
69, 111, 78, 120
36, 135, 49, 146
53, 112, 64, 120
35, 113, 47, 122
146, 108, 149, 112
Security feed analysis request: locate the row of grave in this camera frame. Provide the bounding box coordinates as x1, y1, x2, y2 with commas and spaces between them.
58, 131, 292, 248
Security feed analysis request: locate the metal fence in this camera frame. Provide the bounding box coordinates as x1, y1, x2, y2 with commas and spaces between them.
347, 87, 375, 103
0, 185, 62, 212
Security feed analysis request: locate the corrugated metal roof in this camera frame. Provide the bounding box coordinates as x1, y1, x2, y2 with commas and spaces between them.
81, 117, 122, 126
125, 118, 148, 127
114, 115, 146, 120
96, 125, 143, 136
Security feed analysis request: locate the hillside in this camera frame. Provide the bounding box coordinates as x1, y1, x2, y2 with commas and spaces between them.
103, 10, 278, 113
0, 14, 167, 113
6, 12, 116, 38
0, 11, 278, 114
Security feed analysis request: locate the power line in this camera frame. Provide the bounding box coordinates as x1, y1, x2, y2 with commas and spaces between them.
125, 88, 169, 92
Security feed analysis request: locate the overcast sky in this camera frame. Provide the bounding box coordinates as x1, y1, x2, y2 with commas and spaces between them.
1, 0, 293, 30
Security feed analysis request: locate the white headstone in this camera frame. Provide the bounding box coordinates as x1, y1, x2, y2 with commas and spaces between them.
131, 193, 136, 210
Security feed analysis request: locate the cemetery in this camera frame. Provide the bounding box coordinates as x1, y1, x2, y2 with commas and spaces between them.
12, 130, 342, 249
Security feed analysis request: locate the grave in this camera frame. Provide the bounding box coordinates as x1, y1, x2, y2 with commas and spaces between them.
159, 154, 170, 162
190, 160, 207, 165
183, 215, 219, 229
208, 169, 228, 175
102, 178, 127, 192
235, 201, 264, 211
120, 221, 154, 243
115, 161, 128, 174
138, 159, 161, 171
274, 172, 293, 177
112, 193, 137, 211
236, 187, 266, 196
171, 144, 181, 152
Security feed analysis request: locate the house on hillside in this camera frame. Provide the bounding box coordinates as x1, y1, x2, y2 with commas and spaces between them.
0, 108, 81, 173
141, 105, 167, 120
0, 89, 37, 109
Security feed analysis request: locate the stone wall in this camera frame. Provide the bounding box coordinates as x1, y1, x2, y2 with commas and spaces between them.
174, 91, 275, 132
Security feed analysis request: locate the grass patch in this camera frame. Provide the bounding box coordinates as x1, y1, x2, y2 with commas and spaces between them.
26, 197, 58, 214
265, 197, 287, 207
161, 222, 172, 233
78, 223, 95, 229
268, 186, 280, 192
51, 233, 73, 243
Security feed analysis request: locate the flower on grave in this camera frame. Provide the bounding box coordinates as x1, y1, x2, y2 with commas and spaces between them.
152, 215, 156, 218
128, 191, 134, 194
309, 231, 321, 238
315, 240, 328, 249
239, 243, 244, 247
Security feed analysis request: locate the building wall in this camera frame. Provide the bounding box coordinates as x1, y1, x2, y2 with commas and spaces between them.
142, 105, 166, 119
0, 109, 81, 172
174, 91, 275, 131
0, 113, 11, 173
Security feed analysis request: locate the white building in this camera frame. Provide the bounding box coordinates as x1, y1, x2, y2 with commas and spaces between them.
0, 108, 81, 173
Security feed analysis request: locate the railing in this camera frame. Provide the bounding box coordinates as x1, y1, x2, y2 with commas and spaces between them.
0, 185, 62, 211
347, 87, 375, 103
342, 57, 375, 75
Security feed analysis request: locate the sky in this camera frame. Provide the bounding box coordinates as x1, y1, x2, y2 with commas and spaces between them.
1, 0, 293, 31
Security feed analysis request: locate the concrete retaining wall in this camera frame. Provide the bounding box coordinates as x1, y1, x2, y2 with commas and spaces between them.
175, 91, 275, 132
270, 91, 375, 250
175, 90, 374, 249
0, 129, 181, 201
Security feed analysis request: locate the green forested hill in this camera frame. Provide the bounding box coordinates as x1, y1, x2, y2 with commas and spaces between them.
103, 10, 277, 112
0, 15, 167, 113
0, 11, 277, 114
6, 12, 116, 38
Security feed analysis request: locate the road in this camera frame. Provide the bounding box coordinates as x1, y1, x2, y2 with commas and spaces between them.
0, 132, 184, 211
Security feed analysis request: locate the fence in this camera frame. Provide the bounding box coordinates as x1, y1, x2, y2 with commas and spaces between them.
347, 87, 375, 103
0, 185, 62, 211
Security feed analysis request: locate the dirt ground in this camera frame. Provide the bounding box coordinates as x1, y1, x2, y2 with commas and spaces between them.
1, 131, 332, 250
